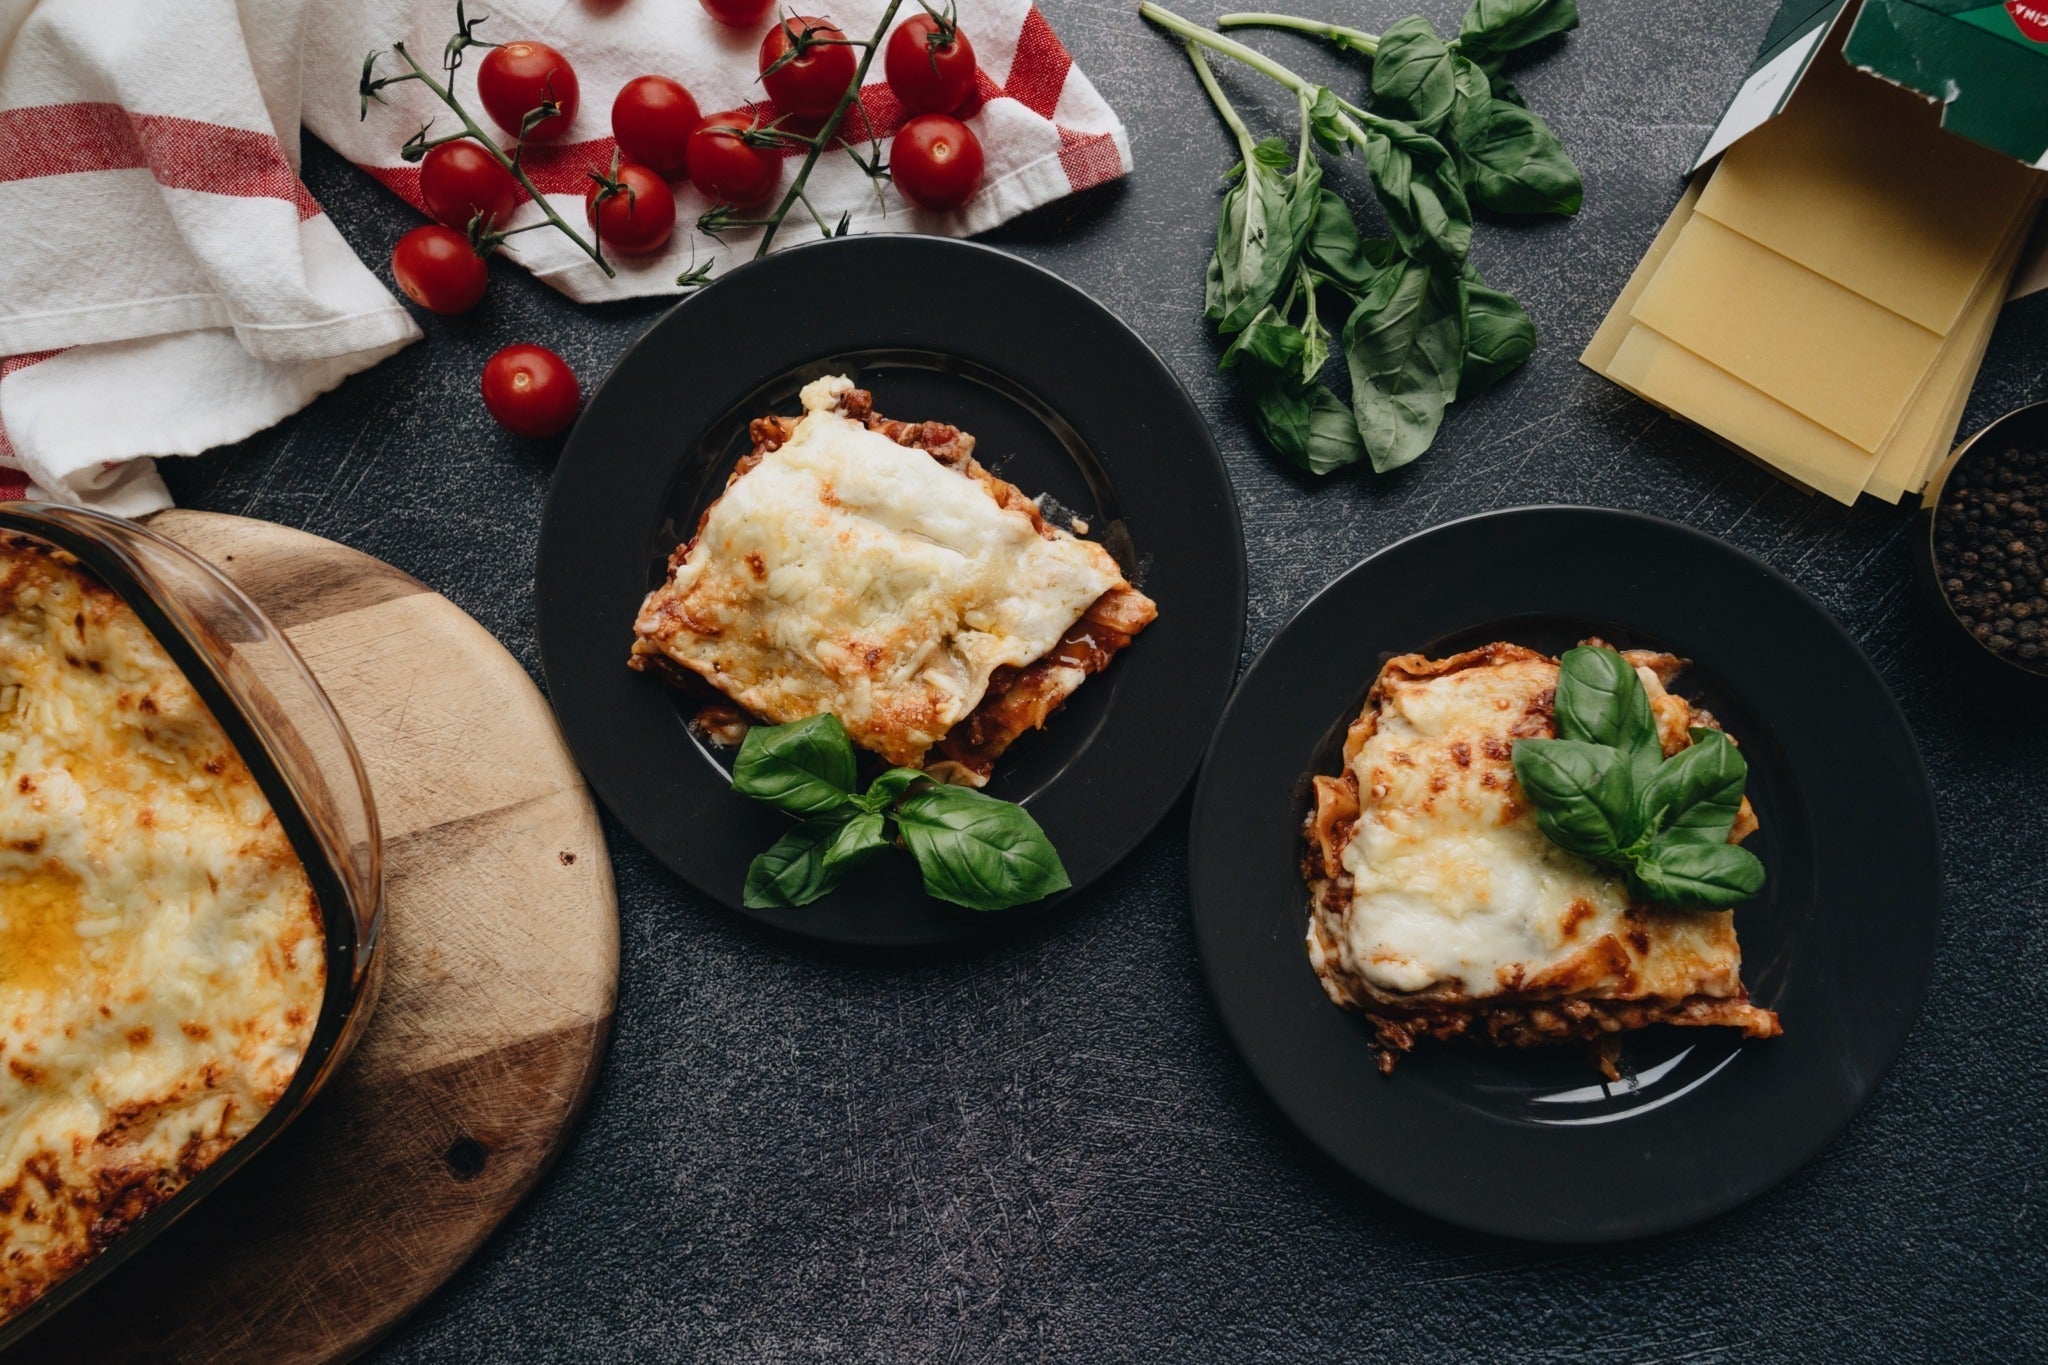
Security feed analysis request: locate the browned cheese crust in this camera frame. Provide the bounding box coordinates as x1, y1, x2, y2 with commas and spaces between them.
0, 537, 323, 1323
629, 385, 1157, 783
1304, 641, 1780, 1075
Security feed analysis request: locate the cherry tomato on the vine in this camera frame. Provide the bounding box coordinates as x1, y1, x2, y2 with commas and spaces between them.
611, 76, 703, 177
477, 41, 579, 142
482, 344, 581, 438
391, 225, 488, 314
585, 161, 677, 254
884, 12, 977, 115
890, 114, 983, 212
699, 0, 774, 24
760, 16, 857, 119
419, 140, 521, 231
685, 113, 782, 205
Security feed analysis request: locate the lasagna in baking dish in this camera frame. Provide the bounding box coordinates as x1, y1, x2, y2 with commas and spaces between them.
0, 538, 323, 1325
1304, 642, 1780, 1073
631, 376, 1158, 785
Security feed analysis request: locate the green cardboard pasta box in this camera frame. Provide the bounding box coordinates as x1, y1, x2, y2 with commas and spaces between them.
1694, 0, 2048, 171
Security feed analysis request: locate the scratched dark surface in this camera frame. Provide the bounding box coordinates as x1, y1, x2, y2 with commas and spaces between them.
163, 0, 2048, 1358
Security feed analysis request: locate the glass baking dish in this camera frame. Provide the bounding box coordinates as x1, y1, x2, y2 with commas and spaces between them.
0, 503, 383, 1350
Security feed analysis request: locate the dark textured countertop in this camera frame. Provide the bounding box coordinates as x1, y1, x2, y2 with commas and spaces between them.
165, 0, 2047, 1357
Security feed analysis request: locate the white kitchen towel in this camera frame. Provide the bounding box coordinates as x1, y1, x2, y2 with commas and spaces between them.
0, 0, 1130, 510
0, 0, 422, 513
313, 0, 1133, 301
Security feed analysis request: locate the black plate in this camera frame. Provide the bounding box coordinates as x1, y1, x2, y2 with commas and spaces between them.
538, 236, 1245, 946
1188, 506, 1940, 1241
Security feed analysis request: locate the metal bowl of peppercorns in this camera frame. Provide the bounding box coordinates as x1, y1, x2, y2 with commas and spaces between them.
1918, 400, 2048, 679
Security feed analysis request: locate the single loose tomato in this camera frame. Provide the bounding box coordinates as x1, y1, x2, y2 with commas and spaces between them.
699, 0, 773, 24
477, 41, 579, 142
482, 344, 581, 438
890, 114, 983, 211
884, 12, 977, 115
419, 140, 521, 230
391, 225, 488, 314
685, 113, 781, 205
611, 76, 703, 177
759, 16, 856, 119
585, 161, 677, 254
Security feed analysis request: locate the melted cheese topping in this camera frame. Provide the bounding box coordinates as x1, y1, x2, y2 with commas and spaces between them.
1318, 650, 1747, 1004
0, 542, 322, 1325
636, 377, 1126, 767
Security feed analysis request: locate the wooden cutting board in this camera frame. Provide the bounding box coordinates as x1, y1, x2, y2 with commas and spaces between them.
13, 511, 620, 1364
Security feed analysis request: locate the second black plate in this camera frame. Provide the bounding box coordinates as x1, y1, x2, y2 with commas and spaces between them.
1188, 506, 1940, 1241
538, 236, 1246, 945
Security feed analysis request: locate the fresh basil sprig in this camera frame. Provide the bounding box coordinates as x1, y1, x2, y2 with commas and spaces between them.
1512, 647, 1766, 907
1149, 0, 1583, 479
732, 715, 1070, 911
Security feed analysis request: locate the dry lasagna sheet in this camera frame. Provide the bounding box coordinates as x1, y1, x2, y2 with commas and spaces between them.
631, 376, 1157, 785
1304, 642, 1780, 1072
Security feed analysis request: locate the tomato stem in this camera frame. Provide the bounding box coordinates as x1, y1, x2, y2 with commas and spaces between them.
381, 40, 616, 278
750, 0, 907, 258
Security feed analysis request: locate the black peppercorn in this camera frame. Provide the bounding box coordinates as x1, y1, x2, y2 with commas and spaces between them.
1932, 436, 2048, 674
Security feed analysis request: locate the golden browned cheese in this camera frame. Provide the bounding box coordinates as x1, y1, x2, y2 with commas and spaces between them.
1304, 642, 1779, 1074
0, 538, 323, 1325
629, 376, 1157, 786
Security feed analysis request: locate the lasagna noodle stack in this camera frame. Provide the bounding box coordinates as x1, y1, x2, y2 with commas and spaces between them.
1583, 28, 2043, 506
630, 376, 1157, 785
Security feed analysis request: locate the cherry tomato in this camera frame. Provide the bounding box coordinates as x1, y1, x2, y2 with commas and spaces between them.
699, 0, 773, 24
477, 41, 579, 142
685, 113, 782, 205
759, 16, 857, 119
482, 344, 581, 438
391, 225, 487, 314
419, 140, 521, 230
585, 161, 677, 254
884, 13, 977, 115
890, 114, 983, 212
611, 76, 703, 177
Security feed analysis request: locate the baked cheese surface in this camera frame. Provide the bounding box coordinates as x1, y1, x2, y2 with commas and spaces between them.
635, 376, 1127, 768
0, 540, 322, 1324
1304, 643, 1779, 1070
1317, 647, 1745, 1002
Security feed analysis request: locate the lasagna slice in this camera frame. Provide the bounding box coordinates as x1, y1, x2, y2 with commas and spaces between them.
1304, 642, 1780, 1075
630, 376, 1157, 785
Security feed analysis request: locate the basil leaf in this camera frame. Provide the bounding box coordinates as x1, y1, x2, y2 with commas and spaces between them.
1553, 646, 1662, 788
1302, 190, 1402, 297
1205, 140, 1285, 332
1637, 727, 1748, 847
895, 784, 1071, 911
732, 714, 858, 816
1456, 0, 1580, 71
1258, 376, 1370, 476
1305, 86, 1354, 157
855, 766, 927, 814
1207, 104, 1323, 335
1457, 98, 1583, 215
743, 814, 856, 908
1358, 117, 1472, 269
1512, 738, 1638, 862
1458, 267, 1536, 397
1342, 261, 1464, 473
1371, 16, 1458, 133
1627, 839, 1765, 907
821, 809, 890, 872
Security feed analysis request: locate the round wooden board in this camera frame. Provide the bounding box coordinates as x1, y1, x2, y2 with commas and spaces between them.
13, 511, 619, 1364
